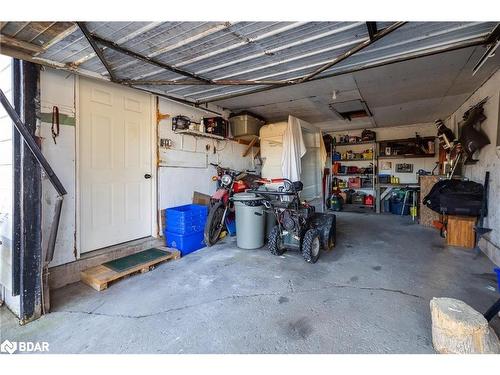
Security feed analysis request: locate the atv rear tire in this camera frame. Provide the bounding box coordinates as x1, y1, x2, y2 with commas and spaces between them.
309, 213, 336, 250
302, 228, 320, 263
268, 226, 286, 256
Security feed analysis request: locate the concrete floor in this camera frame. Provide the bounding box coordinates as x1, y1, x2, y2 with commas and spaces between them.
1, 212, 499, 353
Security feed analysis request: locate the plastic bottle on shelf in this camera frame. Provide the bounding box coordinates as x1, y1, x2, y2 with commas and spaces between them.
200, 117, 205, 133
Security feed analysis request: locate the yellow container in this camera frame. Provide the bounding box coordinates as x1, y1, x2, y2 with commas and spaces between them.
410, 206, 417, 218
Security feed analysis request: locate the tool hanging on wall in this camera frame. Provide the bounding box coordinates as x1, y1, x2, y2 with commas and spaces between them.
434, 98, 490, 179
51, 105, 60, 144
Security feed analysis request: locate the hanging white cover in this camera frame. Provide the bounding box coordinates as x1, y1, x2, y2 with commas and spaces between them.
281, 115, 307, 182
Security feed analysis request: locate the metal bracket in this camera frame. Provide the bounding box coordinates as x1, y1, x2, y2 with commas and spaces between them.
77, 22, 118, 81
366, 22, 378, 40
90, 33, 213, 84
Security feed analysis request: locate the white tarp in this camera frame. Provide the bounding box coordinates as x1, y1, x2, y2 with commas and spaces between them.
281, 115, 307, 182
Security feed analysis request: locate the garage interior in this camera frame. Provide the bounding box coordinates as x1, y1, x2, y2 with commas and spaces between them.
0, 21, 500, 354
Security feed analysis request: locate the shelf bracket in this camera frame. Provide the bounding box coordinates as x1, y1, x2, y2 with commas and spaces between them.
242, 136, 258, 157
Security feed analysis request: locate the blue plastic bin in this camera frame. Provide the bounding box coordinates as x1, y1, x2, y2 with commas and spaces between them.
165, 230, 205, 256
390, 199, 409, 215
225, 217, 236, 236
495, 268, 500, 293
383, 199, 391, 213
165, 204, 208, 234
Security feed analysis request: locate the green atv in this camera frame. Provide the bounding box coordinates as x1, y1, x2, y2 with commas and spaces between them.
250, 179, 336, 263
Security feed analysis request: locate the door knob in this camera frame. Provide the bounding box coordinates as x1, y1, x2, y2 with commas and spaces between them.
144, 174, 152, 179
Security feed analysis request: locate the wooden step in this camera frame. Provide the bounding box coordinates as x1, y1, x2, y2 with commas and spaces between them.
80, 249, 180, 291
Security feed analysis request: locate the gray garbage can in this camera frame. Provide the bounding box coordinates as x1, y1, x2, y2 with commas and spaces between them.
233, 193, 265, 249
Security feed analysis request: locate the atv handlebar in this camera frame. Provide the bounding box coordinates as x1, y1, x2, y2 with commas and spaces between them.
246, 189, 297, 196
255, 177, 293, 185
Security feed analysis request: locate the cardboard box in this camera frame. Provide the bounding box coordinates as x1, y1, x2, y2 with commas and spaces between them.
193, 191, 211, 206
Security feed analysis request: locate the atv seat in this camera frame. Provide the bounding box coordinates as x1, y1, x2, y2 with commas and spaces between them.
292, 181, 303, 192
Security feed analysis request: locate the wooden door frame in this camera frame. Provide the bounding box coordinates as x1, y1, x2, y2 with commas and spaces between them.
75, 76, 158, 258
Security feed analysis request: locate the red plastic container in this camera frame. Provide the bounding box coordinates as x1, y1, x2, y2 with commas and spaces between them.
348, 177, 361, 189
364, 194, 374, 206
332, 162, 341, 174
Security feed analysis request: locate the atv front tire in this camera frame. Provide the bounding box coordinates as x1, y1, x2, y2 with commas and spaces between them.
326, 218, 336, 250
327, 226, 336, 249
268, 226, 286, 256
302, 228, 321, 263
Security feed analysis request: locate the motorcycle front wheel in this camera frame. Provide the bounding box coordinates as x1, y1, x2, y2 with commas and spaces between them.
204, 201, 226, 247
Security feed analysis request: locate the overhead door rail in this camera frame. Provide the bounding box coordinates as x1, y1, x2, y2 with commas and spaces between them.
75, 22, 406, 88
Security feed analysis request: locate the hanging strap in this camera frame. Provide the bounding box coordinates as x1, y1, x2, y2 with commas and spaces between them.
51, 105, 60, 144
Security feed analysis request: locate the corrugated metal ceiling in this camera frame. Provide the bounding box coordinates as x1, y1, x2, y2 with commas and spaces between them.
210, 45, 500, 129
0, 21, 497, 105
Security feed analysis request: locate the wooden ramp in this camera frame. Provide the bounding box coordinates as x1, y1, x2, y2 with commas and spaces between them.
81, 248, 180, 291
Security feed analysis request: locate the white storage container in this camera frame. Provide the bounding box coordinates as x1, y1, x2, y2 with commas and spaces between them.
229, 113, 265, 140
259, 122, 287, 178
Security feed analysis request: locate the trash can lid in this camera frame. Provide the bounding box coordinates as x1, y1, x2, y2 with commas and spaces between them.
232, 192, 261, 201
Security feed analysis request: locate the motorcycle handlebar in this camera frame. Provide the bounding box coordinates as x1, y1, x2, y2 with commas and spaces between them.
209, 163, 255, 176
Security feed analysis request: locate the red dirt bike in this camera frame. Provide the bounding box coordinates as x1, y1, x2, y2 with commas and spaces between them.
204, 163, 260, 246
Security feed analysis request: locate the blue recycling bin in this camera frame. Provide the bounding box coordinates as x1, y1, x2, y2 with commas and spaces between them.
495, 268, 500, 293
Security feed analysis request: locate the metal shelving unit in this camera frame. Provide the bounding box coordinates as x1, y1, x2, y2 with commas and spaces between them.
331, 141, 377, 210
333, 173, 373, 177
335, 140, 377, 146
174, 129, 226, 140
378, 154, 436, 159
375, 136, 436, 213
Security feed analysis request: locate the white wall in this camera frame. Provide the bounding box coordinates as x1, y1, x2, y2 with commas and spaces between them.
329, 123, 439, 184
158, 98, 257, 211
36, 68, 256, 265
39, 69, 77, 267
445, 69, 500, 248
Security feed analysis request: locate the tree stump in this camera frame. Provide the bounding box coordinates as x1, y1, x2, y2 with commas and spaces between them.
430, 297, 500, 354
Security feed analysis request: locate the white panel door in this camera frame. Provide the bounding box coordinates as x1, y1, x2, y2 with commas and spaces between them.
79, 78, 152, 253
